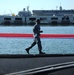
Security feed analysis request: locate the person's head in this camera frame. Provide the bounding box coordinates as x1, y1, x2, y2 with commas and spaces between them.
36, 19, 40, 24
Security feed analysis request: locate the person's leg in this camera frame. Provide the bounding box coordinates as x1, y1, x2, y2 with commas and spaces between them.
38, 40, 42, 54
25, 41, 36, 54
29, 41, 36, 49
36, 37, 45, 54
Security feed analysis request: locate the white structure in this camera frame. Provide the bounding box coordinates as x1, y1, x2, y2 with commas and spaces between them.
0, 15, 25, 25
0, 7, 74, 25
27, 6, 74, 25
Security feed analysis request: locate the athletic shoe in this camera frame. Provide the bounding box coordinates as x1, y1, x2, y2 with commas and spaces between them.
39, 52, 46, 54
25, 48, 30, 54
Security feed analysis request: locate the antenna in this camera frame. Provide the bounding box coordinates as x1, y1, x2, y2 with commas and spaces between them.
59, 2, 62, 10
60, 2, 61, 6
27, 6, 29, 11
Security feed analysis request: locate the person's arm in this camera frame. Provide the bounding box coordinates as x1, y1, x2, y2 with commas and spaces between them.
40, 26, 43, 33
40, 30, 43, 33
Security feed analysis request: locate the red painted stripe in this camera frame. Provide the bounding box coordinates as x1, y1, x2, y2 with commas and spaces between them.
0, 33, 74, 38
40, 34, 74, 38
0, 33, 33, 38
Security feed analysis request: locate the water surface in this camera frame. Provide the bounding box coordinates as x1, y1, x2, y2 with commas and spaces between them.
0, 26, 74, 54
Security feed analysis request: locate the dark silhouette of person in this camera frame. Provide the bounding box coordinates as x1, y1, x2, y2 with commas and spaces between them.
25, 19, 45, 54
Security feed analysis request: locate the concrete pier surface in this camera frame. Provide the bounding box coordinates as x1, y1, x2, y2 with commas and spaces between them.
0, 54, 74, 75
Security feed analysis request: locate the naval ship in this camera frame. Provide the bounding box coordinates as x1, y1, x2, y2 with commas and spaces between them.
0, 6, 74, 25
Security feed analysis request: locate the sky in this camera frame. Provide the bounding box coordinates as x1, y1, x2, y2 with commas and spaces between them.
0, 0, 74, 15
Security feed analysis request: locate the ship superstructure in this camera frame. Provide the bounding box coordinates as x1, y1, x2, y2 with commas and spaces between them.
0, 6, 74, 25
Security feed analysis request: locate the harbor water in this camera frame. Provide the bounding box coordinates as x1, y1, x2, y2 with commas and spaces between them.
0, 25, 74, 54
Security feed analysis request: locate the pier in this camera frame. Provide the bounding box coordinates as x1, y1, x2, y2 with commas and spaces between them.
0, 54, 74, 74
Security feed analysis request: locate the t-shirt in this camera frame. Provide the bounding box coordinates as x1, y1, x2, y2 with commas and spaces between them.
33, 24, 40, 38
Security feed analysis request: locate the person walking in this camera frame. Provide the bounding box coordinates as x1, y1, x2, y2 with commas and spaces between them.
25, 19, 45, 54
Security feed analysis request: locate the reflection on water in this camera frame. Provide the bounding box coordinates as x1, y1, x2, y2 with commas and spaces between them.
0, 26, 74, 54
